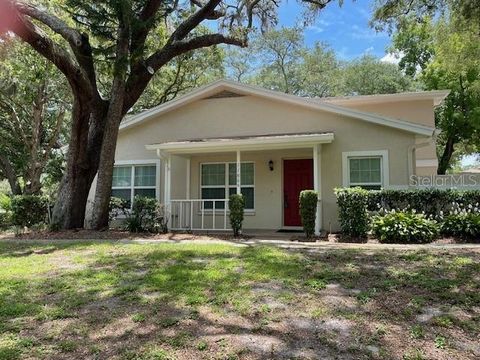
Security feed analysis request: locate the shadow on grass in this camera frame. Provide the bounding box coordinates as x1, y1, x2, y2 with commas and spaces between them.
0, 242, 479, 359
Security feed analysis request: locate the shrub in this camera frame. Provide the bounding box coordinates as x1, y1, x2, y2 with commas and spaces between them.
109, 197, 129, 222
229, 194, 245, 237
371, 211, 439, 244
10, 195, 49, 228
441, 213, 480, 240
124, 196, 168, 233
367, 188, 480, 218
0, 193, 11, 211
335, 187, 370, 238
0, 194, 12, 230
0, 212, 12, 230
299, 190, 318, 238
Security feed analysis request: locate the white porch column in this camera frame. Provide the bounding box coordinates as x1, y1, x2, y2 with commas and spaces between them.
186, 157, 191, 200
164, 154, 172, 206
236, 150, 241, 195
313, 144, 322, 235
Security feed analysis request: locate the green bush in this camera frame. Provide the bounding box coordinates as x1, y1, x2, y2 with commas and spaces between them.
0, 194, 12, 230
124, 196, 168, 233
0, 193, 11, 211
10, 195, 49, 228
109, 197, 129, 222
335, 187, 370, 238
0, 212, 12, 230
372, 211, 439, 244
367, 189, 480, 218
229, 194, 245, 237
441, 213, 480, 240
299, 190, 318, 238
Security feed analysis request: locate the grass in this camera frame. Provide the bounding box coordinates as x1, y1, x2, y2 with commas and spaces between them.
0, 240, 479, 359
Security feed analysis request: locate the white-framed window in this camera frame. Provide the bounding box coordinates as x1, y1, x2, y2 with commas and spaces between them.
200, 162, 255, 210
112, 163, 158, 207
342, 150, 389, 190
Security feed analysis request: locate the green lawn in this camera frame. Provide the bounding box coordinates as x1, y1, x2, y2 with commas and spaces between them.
0, 241, 479, 359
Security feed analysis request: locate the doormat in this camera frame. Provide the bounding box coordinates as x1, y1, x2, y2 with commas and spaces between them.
277, 229, 303, 233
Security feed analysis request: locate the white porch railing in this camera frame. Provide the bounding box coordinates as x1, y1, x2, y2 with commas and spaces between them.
169, 199, 231, 231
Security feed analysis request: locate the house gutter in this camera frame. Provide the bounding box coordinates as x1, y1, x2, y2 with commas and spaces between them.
407, 129, 440, 181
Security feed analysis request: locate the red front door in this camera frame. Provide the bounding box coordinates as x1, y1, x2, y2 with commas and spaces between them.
283, 159, 314, 227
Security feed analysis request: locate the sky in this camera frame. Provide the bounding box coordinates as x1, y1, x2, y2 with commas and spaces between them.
277, 0, 393, 61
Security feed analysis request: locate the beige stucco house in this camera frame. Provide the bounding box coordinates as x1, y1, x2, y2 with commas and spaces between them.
87, 80, 449, 234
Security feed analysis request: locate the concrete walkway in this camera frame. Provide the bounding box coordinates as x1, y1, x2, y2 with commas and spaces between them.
2, 234, 479, 252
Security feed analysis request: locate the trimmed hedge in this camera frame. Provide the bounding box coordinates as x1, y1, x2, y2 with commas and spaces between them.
335, 188, 370, 238
11, 195, 49, 228
336, 188, 480, 242
229, 194, 245, 237
367, 188, 480, 217
299, 190, 318, 238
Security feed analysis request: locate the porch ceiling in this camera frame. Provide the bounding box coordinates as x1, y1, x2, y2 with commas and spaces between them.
145, 132, 334, 154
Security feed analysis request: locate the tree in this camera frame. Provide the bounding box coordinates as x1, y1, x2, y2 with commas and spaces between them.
225, 47, 254, 82
371, 0, 480, 31
341, 54, 414, 95
0, 0, 338, 230
228, 27, 342, 97
0, 41, 70, 195
253, 27, 305, 94
377, 9, 480, 173
133, 43, 225, 113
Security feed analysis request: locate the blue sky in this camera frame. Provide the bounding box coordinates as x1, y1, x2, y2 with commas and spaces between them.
277, 0, 392, 60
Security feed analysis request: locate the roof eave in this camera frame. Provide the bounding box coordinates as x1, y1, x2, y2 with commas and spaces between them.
145, 133, 335, 154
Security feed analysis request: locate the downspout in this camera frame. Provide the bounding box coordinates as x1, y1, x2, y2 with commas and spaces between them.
407, 129, 440, 184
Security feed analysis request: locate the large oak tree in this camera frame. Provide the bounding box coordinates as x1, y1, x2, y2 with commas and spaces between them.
0, 0, 337, 230
372, 0, 480, 173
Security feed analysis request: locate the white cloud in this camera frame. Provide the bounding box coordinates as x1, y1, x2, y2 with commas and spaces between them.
307, 19, 331, 34
380, 52, 403, 64
351, 24, 388, 40
307, 25, 325, 34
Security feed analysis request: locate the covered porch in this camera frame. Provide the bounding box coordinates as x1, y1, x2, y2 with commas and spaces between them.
146, 132, 334, 236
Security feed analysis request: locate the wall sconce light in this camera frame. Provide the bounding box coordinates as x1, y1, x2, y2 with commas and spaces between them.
268, 160, 274, 171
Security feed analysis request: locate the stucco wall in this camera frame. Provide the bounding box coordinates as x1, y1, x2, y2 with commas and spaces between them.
88, 94, 420, 231
338, 99, 435, 128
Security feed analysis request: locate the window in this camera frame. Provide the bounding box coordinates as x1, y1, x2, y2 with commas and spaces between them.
342, 151, 389, 190
201, 162, 254, 210
112, 164, 157, 206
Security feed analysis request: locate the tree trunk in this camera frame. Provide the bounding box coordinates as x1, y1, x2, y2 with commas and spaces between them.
437, 136, 455, 175
91, 91, 126, 230
0, 154, 22, 195
50, 93, 108, 229
90, 115, 123, 230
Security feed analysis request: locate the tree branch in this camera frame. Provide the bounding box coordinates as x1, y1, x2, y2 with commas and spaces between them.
190, 0, 225, 20
168, 0, 223, 43
0, 1, 92, 96
0, 153, 21, 195
124, 33, 244, 111
15, 2, 83, 46
131, 0, 164, 55
14, 1, 100, 101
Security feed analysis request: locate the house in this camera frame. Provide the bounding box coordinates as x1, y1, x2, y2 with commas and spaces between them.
87, 80, 449, 234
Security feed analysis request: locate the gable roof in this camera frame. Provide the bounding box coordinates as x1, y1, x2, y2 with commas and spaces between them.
120, 80, 437, 136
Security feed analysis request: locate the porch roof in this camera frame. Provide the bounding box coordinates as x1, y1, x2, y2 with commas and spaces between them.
145, 132, 334, 154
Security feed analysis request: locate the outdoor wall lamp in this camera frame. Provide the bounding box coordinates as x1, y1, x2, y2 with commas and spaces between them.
268, 160, 274, 171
